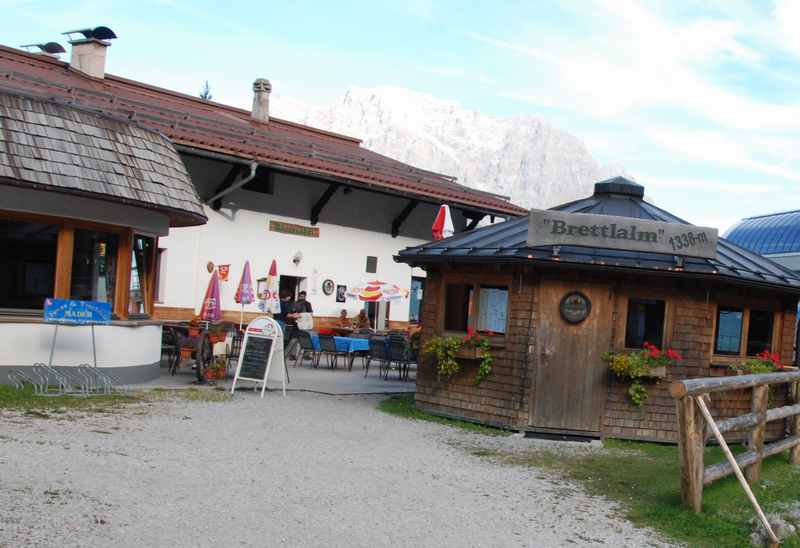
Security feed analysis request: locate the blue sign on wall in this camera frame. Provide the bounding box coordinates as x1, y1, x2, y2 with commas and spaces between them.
44, 299, 112, 325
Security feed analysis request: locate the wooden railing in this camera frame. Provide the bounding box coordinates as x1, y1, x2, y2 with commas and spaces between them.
671, 371, 800, 546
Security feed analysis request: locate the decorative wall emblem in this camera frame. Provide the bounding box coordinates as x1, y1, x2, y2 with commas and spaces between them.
559, 291, 591, 324
322, 279, 335, 296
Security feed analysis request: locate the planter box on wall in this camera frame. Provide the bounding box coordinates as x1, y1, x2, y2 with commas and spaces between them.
454, 346, 488, 361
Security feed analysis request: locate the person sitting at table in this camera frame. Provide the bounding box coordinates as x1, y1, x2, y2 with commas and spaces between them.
337, 309, 351, 328
355, 309, 371, 330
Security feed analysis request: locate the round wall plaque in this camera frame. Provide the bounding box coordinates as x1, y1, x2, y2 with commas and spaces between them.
322, 279, 335, 296
559, 291, 591, 324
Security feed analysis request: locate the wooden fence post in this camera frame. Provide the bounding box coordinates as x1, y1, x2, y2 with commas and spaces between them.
791, 381, 800, 466
677, 395, 705, 512
746, 385, 769, 484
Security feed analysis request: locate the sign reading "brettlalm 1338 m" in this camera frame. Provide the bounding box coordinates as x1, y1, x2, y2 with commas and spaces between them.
527, 209, 719, 260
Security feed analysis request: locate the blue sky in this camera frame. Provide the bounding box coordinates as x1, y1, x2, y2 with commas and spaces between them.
3, 0, 799, 231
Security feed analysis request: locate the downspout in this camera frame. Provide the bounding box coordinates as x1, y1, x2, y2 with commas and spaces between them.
204, 161, 259, 205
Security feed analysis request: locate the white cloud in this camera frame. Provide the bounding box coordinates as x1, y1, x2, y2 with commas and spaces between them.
774, 0, 800, 56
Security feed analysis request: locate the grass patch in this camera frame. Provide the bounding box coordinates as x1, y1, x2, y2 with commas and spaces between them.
378, 394, 510, 436
379, 395, 799, 546
484, 439, 800, 548
0, 385, 137, 414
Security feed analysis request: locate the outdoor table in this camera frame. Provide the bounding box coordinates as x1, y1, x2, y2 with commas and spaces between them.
309, 334, 370, 370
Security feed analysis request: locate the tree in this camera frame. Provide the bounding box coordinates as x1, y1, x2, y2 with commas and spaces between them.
199, 81, 213, 101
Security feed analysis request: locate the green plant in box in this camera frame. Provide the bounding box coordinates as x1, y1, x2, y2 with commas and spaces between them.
424, 328, 494, 385
601, 342, 682, 407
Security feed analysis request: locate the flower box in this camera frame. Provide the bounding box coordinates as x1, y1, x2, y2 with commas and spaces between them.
454, 346, 488, 361
203, 367, 226, 380
645, 365, 667, 378
180, 348, 192, 360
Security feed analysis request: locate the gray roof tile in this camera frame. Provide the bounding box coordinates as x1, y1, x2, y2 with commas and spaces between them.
0, 90, 205, 226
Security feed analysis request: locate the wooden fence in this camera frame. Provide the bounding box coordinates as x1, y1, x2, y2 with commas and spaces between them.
670, 371, 800, 513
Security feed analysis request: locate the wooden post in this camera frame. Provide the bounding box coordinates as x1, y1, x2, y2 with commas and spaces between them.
695, 396, 780, 547
746, 385, 769, 484
791, 381, 800, 466
114, 229, 133, 320
676, 395, 705, 512
53, 225, 74, 298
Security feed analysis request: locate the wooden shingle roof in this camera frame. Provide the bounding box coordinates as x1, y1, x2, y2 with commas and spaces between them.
0, 45, 527, 218
0, 89, 206, 226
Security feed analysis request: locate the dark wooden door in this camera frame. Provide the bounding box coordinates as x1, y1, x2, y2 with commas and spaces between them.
530, 281, 612, 433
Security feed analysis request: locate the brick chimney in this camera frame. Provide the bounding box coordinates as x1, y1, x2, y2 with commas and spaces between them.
68, 38, 110, 79
251, 78, 272, 123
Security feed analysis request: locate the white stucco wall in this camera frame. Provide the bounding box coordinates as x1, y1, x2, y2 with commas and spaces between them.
157, 206, 427, 322
0, 323, 161, 368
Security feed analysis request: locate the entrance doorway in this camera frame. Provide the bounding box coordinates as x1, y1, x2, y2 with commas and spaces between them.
364, 301, 390, 330
530, 280, 612, 434
279, 275, 305, 300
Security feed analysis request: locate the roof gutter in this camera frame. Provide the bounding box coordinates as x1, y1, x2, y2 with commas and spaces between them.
204, 161, 258, 205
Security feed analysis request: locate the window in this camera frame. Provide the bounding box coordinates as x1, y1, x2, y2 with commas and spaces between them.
444, 284, 473, 331
0, 219, 58, 309
443, 283, 508, 334
476, 285, 508, 334
366, 256, 378, 274
746, 310, 774, 356
409, 277, 425, 323
129, 235, 154, 316
625, 298, 666, 348
70, 229, 119, 306
715, 307, 743, 355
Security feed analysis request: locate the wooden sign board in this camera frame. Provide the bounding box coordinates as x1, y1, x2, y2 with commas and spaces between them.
269, 220, 320, 238
230, 316, 286, 398
527, 209, 718, 260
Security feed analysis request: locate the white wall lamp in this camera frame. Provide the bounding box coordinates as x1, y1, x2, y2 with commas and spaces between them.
292, 251, 302, 266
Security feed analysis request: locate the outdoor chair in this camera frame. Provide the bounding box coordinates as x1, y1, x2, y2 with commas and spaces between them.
161, 327, 179, 375
318, 333, 347, 369
387, 333, 410, 380
294, 330, 321, 368
365, 336, 388, 378
226, 330, 243, 377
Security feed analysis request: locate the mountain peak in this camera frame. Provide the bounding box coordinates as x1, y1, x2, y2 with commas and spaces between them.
273, 86, 619, 209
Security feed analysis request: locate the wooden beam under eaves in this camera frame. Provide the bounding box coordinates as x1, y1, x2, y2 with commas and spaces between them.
311, 183, 340, 225
391, 200, 419, 238
465, 215, 484, 231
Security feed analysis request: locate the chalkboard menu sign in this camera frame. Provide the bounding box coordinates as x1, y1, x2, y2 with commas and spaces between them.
238, 336, 273, 380
230, 316, 286, 398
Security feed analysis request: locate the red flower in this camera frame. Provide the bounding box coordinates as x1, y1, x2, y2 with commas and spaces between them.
666, 348, 683, 362
770, 352, 780, 364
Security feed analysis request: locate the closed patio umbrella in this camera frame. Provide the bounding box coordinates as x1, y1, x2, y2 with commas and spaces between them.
234, 260, 255, 329
432, 204, 454, 240
199, 269, 222, 322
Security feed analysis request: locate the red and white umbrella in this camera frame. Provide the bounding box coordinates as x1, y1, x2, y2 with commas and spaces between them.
432, 204, 454, 240
258, 260, 281, 314
199, 269, 221, 322
234, 260, 254, 329
347, 280, 409, 302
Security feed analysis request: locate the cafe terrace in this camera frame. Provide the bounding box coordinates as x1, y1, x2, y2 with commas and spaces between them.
397, 177, 800, 441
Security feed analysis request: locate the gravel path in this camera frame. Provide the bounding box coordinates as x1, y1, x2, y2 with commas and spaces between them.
0, 391, 669, 547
